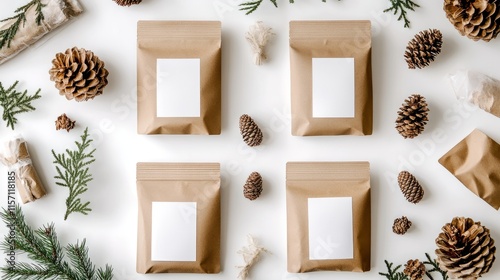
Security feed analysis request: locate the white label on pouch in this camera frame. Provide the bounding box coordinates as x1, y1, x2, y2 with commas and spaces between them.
312, 58, 355, 118
308, 197, 353, 260
156, 58, 201, 117
151, 202, 197, 261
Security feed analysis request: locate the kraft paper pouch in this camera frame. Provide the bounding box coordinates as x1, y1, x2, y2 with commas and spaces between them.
286, 162, 371, 273
0, 0, 83, 65
449, 70, 500, 118
0, 136, 47, 204
439, 129, 500, 210
136, 162, 220, 274
290, 21, 373, 136
137, 21, 222, 135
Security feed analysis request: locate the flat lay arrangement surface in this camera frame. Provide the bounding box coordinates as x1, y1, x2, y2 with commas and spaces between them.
1, 0, 500, 279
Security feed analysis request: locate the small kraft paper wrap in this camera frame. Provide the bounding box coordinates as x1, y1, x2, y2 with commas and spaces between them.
136, 162, 221, 274
0, 136, 46, 203
286, 162, 371, 273
137, 21, 222, 135
439, 129, 500, 210
0, 0, 83, 65
289, 21, 373, 136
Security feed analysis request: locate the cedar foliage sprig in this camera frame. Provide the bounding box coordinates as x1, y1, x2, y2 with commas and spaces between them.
52, 127, 96, 220
239, 0, 332, 15
379, 260, 409, 280
0, 204, 114, 280
384, 0, 420, 28
0, 0, 46, 50
380, 254, 449, 280
424, 253, 449, 280
0, 80, 41, 130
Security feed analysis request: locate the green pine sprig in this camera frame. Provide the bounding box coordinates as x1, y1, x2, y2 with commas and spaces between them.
0, 80, 41, 130
239, 0, 332, 15
424, 253, 449, 280
0, 0, 46, 50
384, 0, 420, 28
52, 128, 96, 220
379, 260, 409, 280
0, 204, 113, 280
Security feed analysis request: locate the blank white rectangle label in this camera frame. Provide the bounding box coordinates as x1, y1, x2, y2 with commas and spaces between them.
151, 202, 197, 262
312, 58, 355, 118
308, 197, 353, 260
156, 58, 201, 117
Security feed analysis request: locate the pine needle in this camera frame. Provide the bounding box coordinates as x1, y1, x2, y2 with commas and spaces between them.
0, 204, 114, 280
52, 128, 96, 220
0, 80, 41, 130
239, 0, 332, 15
384, 0, 420, 28
0, 0, 46, 50
379, 260, 409, 280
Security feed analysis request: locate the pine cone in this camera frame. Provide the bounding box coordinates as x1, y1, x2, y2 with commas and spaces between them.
444, 0, 500, 42
404, 259, 426, 280
404, 29, 443, 69
393, 216, 412, 235
49, 47, 109, 102
244, 172, 263, 200
113, 0, 142, 6
55, 113, 76, 132
395, 94, 429, 139
398, 171, 424, 203
239, 114, 263, 147
435, 217, 496, 279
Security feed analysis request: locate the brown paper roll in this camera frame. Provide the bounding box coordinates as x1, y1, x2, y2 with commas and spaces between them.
0, 138, 47, 204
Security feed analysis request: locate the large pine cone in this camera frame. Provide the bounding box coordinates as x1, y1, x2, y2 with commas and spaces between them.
398, 171, 424, 203
393, 216, 412, 235
444, 0, 500, 42
436, 217, 496, 279
244, 172, 263, 200
395, 94, 429, 139
49, 47, 109, 102
113, 0, 142, 6
404, 259, 426, 280
239, 114, 263, 147
404, 29, 443, 69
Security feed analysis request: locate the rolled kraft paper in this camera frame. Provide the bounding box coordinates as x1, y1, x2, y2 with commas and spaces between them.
439, 129, 500, 210
0, 138, 47, 203
449, 70, 500, 118
0, 0, 83, 65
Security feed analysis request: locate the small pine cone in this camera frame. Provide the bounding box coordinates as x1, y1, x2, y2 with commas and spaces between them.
244, 172, 263, 200
49, 47, 109, 102
444, 0, 500, 42
393, 216, 412, 235
395, 94, 429, 139
55, 114, 76, 132
239, 114, 263, 147
404, 259, 426, 280
435, 217, 496, 279
113, 0, 142, 6
404, 29, 442, 69
398, 171, 424, 204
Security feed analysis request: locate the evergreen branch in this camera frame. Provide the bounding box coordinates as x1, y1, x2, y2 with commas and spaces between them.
0, 81, 41, 130
384, 0, 420, 28
424, 253, 449, 280
52, 128, 96, 220
379, 260, 409, 280
1, 205, 114, 280
0, 0, 46, 49
240, 0, 335, 15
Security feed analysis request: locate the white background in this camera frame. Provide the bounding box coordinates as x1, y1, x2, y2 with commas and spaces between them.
1, 0, 500, 279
